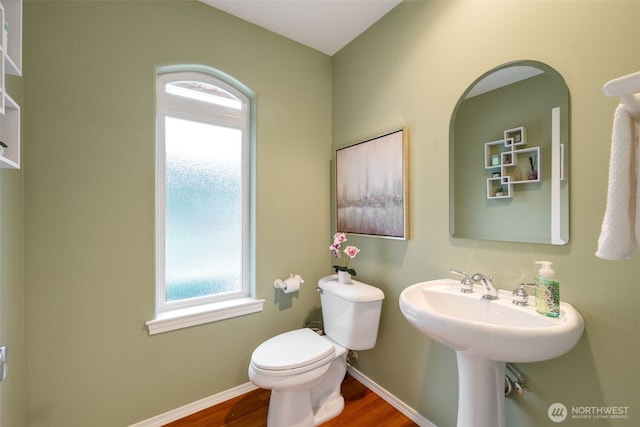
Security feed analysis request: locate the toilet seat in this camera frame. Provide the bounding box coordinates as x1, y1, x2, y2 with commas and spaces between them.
251, 328, 335, 376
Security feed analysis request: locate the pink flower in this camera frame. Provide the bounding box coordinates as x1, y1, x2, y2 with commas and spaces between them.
330, 245, 341, 258
330, 232, 360, 277
333, 232, 347, 245
343, 246, 360, 259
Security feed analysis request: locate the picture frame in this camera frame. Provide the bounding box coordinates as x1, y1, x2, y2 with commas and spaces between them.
335, 128, 408, 239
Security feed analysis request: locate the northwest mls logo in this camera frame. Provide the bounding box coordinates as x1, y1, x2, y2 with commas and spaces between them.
548, 403, 568, 423
548, 403, 630, 422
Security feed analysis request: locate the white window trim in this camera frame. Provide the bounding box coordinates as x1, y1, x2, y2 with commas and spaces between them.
147, 65, 262, 335
146, 297, 265, 335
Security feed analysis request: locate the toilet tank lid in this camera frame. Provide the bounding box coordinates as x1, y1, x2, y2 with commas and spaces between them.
318, 275, 385, 302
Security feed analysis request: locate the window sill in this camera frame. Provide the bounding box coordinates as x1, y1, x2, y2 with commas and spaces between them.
146, 297, 265, 335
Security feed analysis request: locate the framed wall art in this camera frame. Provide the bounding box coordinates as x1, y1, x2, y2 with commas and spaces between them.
336, 128, 408, 239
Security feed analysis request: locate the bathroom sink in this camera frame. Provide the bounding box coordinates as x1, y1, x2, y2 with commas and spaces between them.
399, 278, 583, 362
400, 278, 583, 426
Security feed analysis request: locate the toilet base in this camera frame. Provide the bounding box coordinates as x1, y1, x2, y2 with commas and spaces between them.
262, 346, 348, 427
312, 391, 344, 425
266, 389, 344, 427
267, 389, 315, 427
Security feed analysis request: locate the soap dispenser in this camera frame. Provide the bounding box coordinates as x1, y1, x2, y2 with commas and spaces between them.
535, 261, 560, 318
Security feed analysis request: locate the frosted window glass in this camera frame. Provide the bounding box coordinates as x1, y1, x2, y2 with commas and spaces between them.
166, 80, 242, 110
164, 116, 242, 301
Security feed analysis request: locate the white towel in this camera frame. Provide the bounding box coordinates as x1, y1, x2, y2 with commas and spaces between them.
596, 100, 640, 260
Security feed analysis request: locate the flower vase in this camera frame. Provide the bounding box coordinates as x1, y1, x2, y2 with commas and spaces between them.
337, 270, 352, 284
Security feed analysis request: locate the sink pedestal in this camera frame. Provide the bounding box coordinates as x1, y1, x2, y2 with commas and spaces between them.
456, 352, 505, 427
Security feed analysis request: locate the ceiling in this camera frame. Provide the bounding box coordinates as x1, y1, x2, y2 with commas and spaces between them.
465, 66, 545, 98
200, 0, 403, 56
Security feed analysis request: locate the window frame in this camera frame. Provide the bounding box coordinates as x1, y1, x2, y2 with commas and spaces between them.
147, 65, 262, 335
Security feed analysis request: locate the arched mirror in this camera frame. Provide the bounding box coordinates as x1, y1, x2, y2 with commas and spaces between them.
450, 60, 570, 244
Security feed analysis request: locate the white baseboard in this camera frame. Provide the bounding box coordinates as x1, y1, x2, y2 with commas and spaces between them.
129, 367, 436, 427
346, 365, 436, 427
128, 382, 258, 427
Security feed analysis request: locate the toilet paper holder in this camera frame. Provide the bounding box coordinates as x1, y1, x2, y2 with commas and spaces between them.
274, 274, 304, 293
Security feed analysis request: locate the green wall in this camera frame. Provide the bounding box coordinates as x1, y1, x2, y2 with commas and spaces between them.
23, 1, 331, 426
8, 0, 639, 427
332, 1, 639, 427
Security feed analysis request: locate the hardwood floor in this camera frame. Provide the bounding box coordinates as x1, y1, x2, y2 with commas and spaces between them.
164, 374, 419, 426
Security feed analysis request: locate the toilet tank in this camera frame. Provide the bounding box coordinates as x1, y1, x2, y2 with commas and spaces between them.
318, 275, 385, 350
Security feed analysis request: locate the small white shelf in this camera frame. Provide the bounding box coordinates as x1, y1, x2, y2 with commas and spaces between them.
504, 147, 541, 183
504, 126, 526, 147
484, 139, 507, 168
0, 92, 19, 168
0, 3, 5, 115
487, 177, 512, 199
483, 126, 540, 199
0, 0, 21, 169
2, 0, 21, 76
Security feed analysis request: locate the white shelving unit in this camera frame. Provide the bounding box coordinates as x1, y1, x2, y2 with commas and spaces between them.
0, 93, 19, 168
3, 0, 20, 76
483, 126, 541, 199
0, 0, 21, 169
0, 3, 5, 115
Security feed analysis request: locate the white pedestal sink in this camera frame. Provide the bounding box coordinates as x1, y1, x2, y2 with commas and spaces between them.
399, 279, 584, 427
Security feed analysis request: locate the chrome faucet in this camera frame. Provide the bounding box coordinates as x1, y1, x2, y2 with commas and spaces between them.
471, 273, 499, 300
449, 268, 473, 293
512, 283, 536, 306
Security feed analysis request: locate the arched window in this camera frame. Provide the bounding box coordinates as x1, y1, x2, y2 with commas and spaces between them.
147, 66, 262, 334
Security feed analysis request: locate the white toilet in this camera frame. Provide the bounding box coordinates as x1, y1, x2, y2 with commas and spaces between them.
248, 275, 385, 427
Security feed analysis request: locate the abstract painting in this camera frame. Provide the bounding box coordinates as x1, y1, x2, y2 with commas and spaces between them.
336, 128, 408, 239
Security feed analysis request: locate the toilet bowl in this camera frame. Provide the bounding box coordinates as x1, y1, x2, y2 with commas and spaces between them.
248, 328, 348, 427
248, 275, 384, 427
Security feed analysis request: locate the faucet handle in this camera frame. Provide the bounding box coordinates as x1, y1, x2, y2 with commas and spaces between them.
449, 268, 473, 293
512, 283, 536, 306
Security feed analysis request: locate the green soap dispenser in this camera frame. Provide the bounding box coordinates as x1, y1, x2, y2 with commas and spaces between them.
535, 261, 560, 318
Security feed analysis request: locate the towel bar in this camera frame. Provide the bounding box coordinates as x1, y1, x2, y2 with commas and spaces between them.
603, 71, 640, 119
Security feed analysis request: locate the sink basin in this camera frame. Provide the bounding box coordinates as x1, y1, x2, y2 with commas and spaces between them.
399, 278, 584, 427
399, 278, 583, 362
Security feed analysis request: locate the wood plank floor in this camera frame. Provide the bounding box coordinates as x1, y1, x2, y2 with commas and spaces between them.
164, 374, 419, 426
